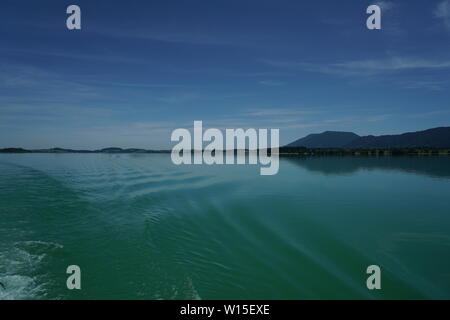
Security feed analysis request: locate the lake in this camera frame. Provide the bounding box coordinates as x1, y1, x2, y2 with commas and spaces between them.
0, 154, 449, 299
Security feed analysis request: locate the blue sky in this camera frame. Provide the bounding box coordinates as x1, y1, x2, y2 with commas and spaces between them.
1, 0, 450, 149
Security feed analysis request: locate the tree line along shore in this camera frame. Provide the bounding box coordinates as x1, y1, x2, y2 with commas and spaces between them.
1, 147, 450, 156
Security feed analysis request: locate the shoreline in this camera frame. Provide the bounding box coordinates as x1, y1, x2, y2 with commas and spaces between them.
1, 147, 449, 156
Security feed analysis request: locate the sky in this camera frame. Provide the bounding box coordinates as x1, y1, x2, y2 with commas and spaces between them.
1, 0, 450, 149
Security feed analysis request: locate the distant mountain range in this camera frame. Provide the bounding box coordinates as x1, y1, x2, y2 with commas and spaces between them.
286, 127, 450, 149
1, 127, 450, 153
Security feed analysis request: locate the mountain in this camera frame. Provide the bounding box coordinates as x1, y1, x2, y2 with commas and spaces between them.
286, 127, 450, 149
36, 148, 92, 153
286, 131, 360, 148
346, 127, 450, 148
97, 147, 124, 153
0, 148, 31, 153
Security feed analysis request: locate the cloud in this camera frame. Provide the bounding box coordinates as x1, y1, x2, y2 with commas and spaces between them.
262, 57, 450, 77
258, 80, 285, 86
156, 93, 201, 104
332, 57, 450, 73
242, 108, 319, 117
372, 1, 406, 36
374, 1, 395, 11
261, 57, 450, 91
277, 114, 391, 130
0, 103, 117, 125
408, 109, 450, 119
366, 114, 392, 122
399, 79, 447, 91
90, 26, 267, 48
0, 48, 156, 66
434, 0, 450, 31
0, 64, 101, 101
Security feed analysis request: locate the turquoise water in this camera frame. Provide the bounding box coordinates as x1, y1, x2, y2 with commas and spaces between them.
0, 154, 449, 300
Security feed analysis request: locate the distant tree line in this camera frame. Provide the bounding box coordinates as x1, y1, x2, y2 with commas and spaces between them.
1, 147, 449, 156
278, 147, 450, 156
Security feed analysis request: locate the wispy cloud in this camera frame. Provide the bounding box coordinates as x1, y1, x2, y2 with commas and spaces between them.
408, 109, 450, 119
366, 114, 392, 122
0, 48, 156, 66
374, 1, 406, 36
242, 108, 319, 117
262, 57, 450, 77
434, 0, 450, 31
278, 114, 391, 130
374, 1, 395, 11
78, 80, 184, 89
399, 79, 448, 91
258, 80, 285, 86
90, 26, 270, 48
332, 57, 450, 73
156, 93, 201, 104
0, 64, 101, 100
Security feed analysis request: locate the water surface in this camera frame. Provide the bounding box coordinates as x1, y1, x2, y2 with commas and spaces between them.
0, 154, 449, 299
